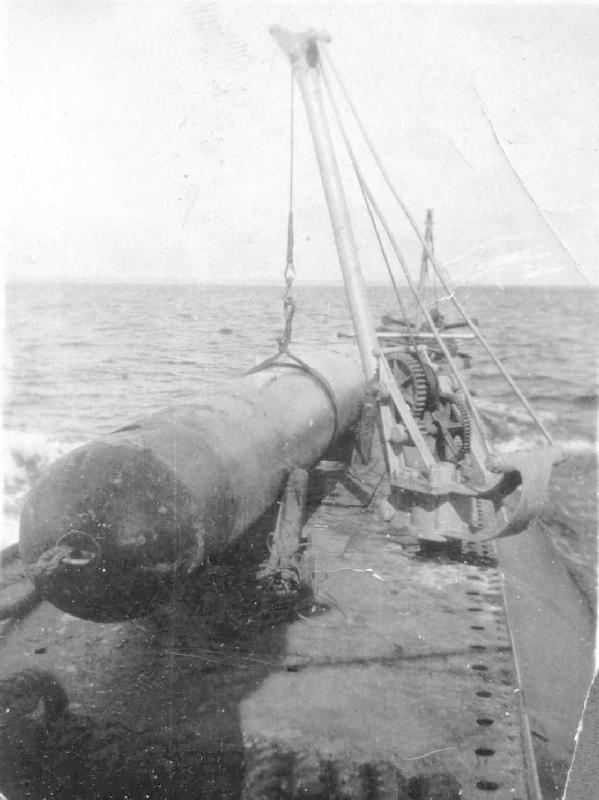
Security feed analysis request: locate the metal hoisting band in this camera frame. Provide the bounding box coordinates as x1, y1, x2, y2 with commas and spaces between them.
245, 354, 340, 449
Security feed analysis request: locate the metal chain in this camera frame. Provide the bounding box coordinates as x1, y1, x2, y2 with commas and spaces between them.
245, 66, 340, 446
277, 68, 296, 353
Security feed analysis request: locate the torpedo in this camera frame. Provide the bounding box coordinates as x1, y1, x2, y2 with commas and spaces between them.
19, 348, 366, 621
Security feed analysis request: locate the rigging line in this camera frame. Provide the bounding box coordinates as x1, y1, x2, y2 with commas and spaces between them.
288, 67, 295, 214
319, 60, 488, 449
285, 65, 295, 278
321, 48, 461, 298
322, 47, 554, 445
358, 173, 417, 348
280, 64, 296, 353
473, 81, 590, 287
363, 191, 418, 351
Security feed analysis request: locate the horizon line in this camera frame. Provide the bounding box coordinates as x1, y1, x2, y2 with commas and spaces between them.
4, 278, 594, 288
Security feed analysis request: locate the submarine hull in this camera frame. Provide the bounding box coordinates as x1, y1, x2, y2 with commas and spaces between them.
4, 471, 593, 799
19, 348, 366, 621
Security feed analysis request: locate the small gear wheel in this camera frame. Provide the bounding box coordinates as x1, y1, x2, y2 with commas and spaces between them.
385, 352, 428, 418
432, 396, 472, 463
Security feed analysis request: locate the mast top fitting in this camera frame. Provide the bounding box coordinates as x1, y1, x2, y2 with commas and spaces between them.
270, 26, 331, 68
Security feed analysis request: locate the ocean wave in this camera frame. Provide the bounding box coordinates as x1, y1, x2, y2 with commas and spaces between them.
3, 431, 83, 545
474, 399, 596, 455
475, 397, 557, 425
493, 434, 597, 456
557, 438, 598, 454
573, 392, 598, 408
526, 391, 598, 409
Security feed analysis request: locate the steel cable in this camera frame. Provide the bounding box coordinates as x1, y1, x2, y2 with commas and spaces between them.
321, 47, 554, 445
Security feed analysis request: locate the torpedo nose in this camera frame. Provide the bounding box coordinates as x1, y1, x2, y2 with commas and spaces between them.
24, 527, 168, 622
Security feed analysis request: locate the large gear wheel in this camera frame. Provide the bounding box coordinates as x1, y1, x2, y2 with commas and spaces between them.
432, 396, 472, 463
385, 352, 429, 418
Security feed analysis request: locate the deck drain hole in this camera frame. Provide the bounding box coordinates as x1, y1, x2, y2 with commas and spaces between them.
476, 718, 495, 726
34, 647, 47, 654
471, 664, 489, 671
476, 781, 499, 791
531, 730, 549, 742
475, 748, 495, 757
470, 625, 485, 630
470, 645, 487, 651
476, 690, 492, 698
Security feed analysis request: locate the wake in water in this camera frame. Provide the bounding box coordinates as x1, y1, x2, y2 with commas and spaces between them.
480, 401, 597, 613
2, 431, 83, 548
476, 397, 596, 455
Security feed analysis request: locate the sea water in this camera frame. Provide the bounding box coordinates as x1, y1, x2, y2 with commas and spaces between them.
4, 282, 597, 610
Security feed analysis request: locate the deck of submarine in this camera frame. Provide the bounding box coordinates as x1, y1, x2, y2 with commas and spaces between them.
0, 469, 594, 800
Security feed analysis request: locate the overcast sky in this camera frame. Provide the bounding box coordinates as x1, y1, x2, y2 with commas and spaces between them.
5, 1, 599, 285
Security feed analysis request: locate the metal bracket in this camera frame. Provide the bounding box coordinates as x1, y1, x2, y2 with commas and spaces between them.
407, 446, 564, 544
473, 445, 564, 541
258, 468, 312, 593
